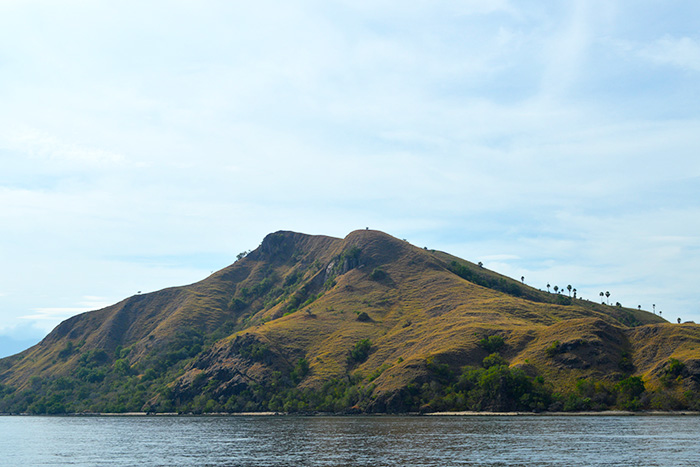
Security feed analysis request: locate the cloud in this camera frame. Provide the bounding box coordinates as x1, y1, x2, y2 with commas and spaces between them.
18, 296, 113, 333
538, 0, 593, 98
636, 36, 700, 72
20, 296, 112, 320
20, 307, 94, 321
0, 0, 700, 340
4, 126, 129, 168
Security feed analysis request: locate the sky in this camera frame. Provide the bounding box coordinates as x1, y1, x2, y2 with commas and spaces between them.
1, 0, 699, 358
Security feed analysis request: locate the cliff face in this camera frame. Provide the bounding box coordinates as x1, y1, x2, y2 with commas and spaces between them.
1, 229, 698, 414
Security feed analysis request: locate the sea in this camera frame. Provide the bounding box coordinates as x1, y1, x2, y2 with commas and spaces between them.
0, 414, 698, 466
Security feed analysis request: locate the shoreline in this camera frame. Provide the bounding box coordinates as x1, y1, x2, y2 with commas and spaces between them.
2, 410, 699, 417
425, 410, 700, 416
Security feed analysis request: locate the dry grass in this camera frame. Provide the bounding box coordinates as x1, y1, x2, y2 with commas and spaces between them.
2, 229, 698, 400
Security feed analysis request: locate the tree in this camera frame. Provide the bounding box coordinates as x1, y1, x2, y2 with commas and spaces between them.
478, 261, 483, 268
600, 292, 604, 303
567, 285, 572, 297
653, 304, 656, 314
113, 358, 131, 376
349, 339, 372, 363
615, 376, 645, 410
605, 291, 610, 304
482, 353, 508, 369
678, 317, 681, 324
229, 297, 247, 312
546, 283, 550, 293
573, 288, 577, 299
638, 305, 641, 311
521, 276, 525, 284
553, 285, 559, 294
478, 335, 505, 353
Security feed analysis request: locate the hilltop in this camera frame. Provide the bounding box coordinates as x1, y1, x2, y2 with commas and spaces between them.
1, 229, 699, 414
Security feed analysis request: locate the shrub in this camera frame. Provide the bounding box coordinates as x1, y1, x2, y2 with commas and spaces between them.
283, 271, 302, 287
356, 311, 371, 322
113, 358, 132, 375
482, 353, 507, 369
614, 376, 645, 410
478, 335, 505, 353
291, 358, 310, 384
349, 339, 372, 363
667, 358, 685, 377
142, 368, 158, 381
370, 268, 387, 281
238, 341, 271, 362
660, 358, 686, 387
58, 341, 75, 360
228, 297, 247, 312
545, 340, 562, 357
343, 246, 361, 262
618, 352, 634, 372
426, 356, 453, 383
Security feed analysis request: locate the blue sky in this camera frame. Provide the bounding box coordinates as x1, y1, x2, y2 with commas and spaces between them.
1, 0, 700, 357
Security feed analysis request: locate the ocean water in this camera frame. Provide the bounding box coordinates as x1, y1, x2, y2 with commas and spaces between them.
0, 414, 698, 466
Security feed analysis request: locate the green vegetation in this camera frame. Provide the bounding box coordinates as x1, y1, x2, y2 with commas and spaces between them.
290, 358, 310, 384
1, 338, 698, 414
482, 352, 508, 368
660, 358, 686, 387
614, 376, 645, 410
237, 341, 271, 362
449, 261, 526, 298
416, 353, 551, 412
228, 297, 247, 312
369, 267, 387, 281
478, 335, 505, 353
545, 340, 562, 357
349, 339, 372, 364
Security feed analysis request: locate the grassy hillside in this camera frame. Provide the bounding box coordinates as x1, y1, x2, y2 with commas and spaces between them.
1, 229, 698, 414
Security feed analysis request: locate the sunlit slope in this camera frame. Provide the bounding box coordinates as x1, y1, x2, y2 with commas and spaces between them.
171, 231, 677, 407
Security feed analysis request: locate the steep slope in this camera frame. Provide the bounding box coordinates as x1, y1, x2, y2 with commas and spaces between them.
1, 229, 698, 414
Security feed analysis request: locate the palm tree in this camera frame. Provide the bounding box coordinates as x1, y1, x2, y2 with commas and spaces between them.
600, 292, 604, 304
653, 304, 656, 314
547, 283, 551, 293
567, 285, 572, 297
638, 305, 641, 311
573, 288, 577, 299
554, 285, 559, 294
605, 291, 610, 304
521, 276, 525, 284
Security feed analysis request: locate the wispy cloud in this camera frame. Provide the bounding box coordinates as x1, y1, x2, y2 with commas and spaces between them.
4, 127, 130, 168
18, 297, 112, 333
637, 36, 700, 72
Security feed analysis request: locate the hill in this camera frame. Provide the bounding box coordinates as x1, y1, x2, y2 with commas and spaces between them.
1, 229, 699, 414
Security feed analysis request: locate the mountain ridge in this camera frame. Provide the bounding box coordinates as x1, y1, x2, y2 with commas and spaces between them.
1, 229, 698, 414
